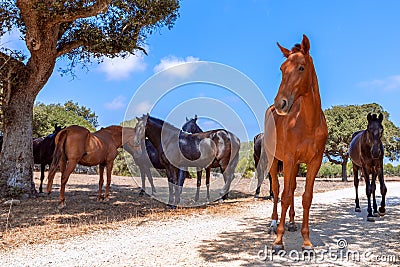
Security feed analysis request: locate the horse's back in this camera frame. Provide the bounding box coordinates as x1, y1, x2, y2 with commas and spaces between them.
349, 130, 364, 167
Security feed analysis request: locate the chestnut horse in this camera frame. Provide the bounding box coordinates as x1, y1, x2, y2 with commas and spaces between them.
264, 35, 328, 251
349, 113, 386, 221
46, 125, 137, 209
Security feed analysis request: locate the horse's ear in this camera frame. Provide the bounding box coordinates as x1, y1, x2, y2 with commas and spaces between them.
301, 34, 310, 55
186, 117, 189, 122
194, 114, 197, 120
277, 42, 291, 58
378, 113, 384, 122
367, 113, 372, 122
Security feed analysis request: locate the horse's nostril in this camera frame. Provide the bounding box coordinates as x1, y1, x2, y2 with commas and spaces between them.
281, 99, 287, 110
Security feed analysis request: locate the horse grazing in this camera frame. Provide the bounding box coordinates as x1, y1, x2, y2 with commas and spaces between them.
181, 115, 212, 202
253, 133, 274, 200
46, 125, 137, 209
349, 113, 386, 221
33, 125, 64, 193
263, 35, 328, 251
133, 114, 240, 208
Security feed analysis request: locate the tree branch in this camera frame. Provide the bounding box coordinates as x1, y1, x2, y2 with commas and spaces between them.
49, 0, 111, 26
324, 151, 343, 165
56, 40, 85, 57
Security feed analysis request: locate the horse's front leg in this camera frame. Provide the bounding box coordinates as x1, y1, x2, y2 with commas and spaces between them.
39, 164, 45, 194
288, 166, 299, 232
363, 168, 374, 221
353, 165, 361, 212
145, 167, 157, 195
139, 166, 146, 196
371, 172, 379, 217
268, 159, 279, 234
273, 158, 296, 253
58, 160, 78, 210
97, 165, 105, 201
378, 167, 387, 216
194, 168, 202, 202
104, 162, 113, 201
205, 168, 211, 203
165, 166, 176, 208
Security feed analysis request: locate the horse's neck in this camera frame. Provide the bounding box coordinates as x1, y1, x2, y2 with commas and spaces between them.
298, 68, 324, 130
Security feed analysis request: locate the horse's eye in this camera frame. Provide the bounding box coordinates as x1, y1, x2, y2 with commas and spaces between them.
299, 66, 305, 72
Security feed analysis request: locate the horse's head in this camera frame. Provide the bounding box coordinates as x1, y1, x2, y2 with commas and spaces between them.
274, 34, 315, 115
132, 114, 149, 156
366, 113, 384, 159
182, 115, 202, 133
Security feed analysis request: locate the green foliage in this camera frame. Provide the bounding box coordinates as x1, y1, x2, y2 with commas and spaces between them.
33, 101, 96, 138
318, 162, 342, 178
324, 103, 400, 168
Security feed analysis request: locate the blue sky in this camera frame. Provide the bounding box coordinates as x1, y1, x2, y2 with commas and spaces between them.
2, 0, 400, 142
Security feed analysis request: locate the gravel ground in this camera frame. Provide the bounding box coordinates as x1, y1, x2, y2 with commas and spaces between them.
1, 182, 399, 267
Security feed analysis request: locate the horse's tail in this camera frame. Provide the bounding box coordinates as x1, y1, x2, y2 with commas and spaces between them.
47, 129, 67, 194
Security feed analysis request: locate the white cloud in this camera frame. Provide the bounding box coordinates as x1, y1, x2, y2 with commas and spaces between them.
358, 75, 400, 92
98, 50, 147, 80
153, 55, 200, 77
134, 101, 152, 115
104, 96, 126, 110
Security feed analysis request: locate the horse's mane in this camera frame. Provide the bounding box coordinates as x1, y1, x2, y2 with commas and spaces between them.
148, 116, 180, 132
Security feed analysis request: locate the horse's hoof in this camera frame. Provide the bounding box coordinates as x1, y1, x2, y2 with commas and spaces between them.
58, 202, 66, 210
272, 244, 284, 254
267, 226, 277, 234
287, 222, 298, 232
139, 191, 145, 196
355, 207, 361, 212
373, 212, 380, 217
302, 246, 314, 252
166, 204, 177, 210
218, 199, 224, 204
378, 207, 386, 216
367, 216, 375, 222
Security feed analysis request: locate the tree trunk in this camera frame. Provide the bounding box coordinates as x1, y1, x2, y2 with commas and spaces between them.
341, 162, 348, 182
0, 86, 36, 197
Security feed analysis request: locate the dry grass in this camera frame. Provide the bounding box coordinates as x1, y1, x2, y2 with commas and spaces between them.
1, 172, 398, 251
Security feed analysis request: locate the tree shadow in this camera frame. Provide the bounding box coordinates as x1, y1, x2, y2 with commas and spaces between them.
197, 194, 400, 266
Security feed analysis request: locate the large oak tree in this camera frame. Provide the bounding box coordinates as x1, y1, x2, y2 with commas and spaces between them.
0, 0, 180, 196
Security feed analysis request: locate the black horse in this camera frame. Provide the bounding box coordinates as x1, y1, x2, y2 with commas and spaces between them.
33, 125, 64, 193
253, 133, 274, 200
349, 113, 387, 221
133, 114, 240, 208
181, 115, 212, 202
124, 116, 204, 196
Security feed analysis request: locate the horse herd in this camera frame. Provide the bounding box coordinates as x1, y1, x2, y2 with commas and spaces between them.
21, 35, 387, 252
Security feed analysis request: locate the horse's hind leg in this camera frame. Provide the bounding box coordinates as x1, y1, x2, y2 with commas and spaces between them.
254, 165, 264, 199
354, 165, 361, 212
39, 164, 45, 194
194, 169, 202, 202
378, 167, 387, 216
205, 168, 211, 203
97, 165, 105, 201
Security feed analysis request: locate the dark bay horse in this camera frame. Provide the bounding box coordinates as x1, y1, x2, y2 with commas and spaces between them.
33, 125, 63, 193
133, 114, 240, 208
253, 133, 274, 200
264, 35, 328, 251
46, 125, 137, 209
181, 115, 212, 202
349, 113, 386, 221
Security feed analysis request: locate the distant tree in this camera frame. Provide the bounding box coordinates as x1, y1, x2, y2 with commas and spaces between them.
0, 1, 180, 196
324, 103, 400, 181
64, 100, 98, 128
33, 102, 96, 138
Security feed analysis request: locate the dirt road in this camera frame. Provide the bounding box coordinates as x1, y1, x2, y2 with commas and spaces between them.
1, 182, 399, 266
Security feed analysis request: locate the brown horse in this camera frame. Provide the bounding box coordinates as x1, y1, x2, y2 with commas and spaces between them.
46, 125, 137, 209
349, 113, 386, 221
264, 35, 328, 251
